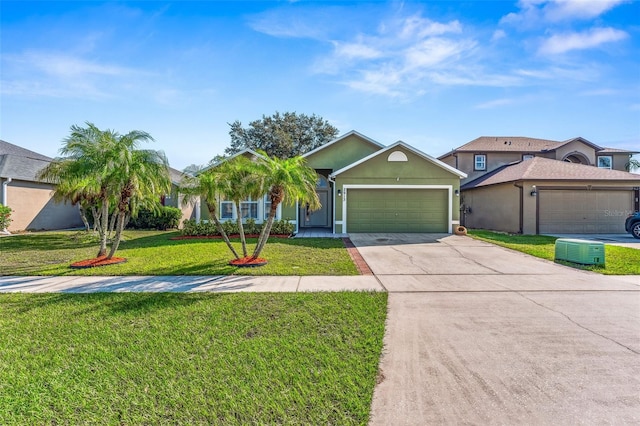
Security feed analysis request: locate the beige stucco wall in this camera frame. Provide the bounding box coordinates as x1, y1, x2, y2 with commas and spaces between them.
2, 180, 83, 232
456, 152, 547, 184
461, 183, 522, 233
555, 140, 595, 165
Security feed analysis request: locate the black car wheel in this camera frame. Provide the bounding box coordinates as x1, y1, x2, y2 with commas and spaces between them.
632, 222, 640, 240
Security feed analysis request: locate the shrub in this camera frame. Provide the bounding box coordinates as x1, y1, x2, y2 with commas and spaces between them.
271, 219, 295, 236
244, 218, 260, 235
128, 206, 182, 230
0, 205, 12, 230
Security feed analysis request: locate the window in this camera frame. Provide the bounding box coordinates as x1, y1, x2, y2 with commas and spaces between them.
474, 154, 486, 171
597, 156, 612, 169
264, 195, 272, 220
240, 198, 258, 219
220, 201, 234, 219
522, 154, 534, 161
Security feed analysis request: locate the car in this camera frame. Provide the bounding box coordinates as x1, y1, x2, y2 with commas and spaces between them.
625, 212, 640, 239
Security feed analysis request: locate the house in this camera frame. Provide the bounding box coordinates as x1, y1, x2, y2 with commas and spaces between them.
439, 136, 640, 234
162, 167, 198, 228
201, 131, 467, 234
0, 140, 83, 232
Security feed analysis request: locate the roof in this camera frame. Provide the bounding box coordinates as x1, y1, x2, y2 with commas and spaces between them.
331, 141, 467, 178
0, 140, 53, 182
302, 130, 384, 158
440, 136, 639, 157
462, 157, 640, 190
0, 140, 52, 161
202, 148, 266, 172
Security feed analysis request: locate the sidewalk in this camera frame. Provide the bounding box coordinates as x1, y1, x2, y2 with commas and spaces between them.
0, 274, 385, 293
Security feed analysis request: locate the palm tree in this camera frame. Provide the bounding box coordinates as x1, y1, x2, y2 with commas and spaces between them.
39, 122, 169, 260
215, 156, 264, 258
626, 158, 640, 172
180, 165, 241, 260
251, 154, 320, 260
107, 145, 171, 259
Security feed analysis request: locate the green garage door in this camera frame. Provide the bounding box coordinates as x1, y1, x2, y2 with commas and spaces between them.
347, 188, 448, 233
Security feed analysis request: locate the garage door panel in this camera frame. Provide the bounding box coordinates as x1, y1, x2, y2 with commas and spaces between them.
347, 188, 448, 233
539, 190, 632, 234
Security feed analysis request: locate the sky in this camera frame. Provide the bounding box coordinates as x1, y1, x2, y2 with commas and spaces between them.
1, 0, 639, 171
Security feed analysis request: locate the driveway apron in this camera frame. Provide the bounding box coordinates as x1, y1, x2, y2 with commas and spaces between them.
347, 233, 640, 425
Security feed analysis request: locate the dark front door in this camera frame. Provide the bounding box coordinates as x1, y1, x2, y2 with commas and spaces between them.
301, 190, 329, 227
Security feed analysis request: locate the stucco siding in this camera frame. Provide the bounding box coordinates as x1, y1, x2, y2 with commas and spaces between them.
461, 184, 521, 233
3, 180, 83, 231
304, 134, 381, 171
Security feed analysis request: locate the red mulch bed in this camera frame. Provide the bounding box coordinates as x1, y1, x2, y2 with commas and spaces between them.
229, 256, 268, 267
70, 256, 127, 269
170, 234, 290, 240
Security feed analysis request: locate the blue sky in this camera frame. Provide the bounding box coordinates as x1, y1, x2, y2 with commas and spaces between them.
1, 0, 639, 170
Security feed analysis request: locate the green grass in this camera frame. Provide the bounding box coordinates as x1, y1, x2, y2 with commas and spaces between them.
468, 229, 640, 275
0, 292, 387, 425
0, 231, 358, 276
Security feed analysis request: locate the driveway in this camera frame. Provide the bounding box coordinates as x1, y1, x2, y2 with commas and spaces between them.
348, 233, 640, 425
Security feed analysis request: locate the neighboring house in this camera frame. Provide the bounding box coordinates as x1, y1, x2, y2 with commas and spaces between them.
162, 167, 197, 228
0, 140, 83, 232
202, 131, 467, 234
439, 137, 640, 234
439, 136, 638, 184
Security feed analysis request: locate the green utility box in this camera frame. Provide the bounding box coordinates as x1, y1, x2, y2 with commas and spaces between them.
555, 239, 605, 265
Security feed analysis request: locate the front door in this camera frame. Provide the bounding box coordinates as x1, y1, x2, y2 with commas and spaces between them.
301, 190, 329, 227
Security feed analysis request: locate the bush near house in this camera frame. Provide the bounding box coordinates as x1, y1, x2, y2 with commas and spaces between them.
0, 205, 11, 230
181, 218, 295, 237
127, 206, 182, 230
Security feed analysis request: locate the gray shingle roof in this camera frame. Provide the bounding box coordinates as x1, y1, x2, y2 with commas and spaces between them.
0, 140, 53, 182
462, 157, 640, 189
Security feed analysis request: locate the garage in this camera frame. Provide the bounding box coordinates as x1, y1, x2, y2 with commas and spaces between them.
346, 188, 448, 233
539, 189, 634, 234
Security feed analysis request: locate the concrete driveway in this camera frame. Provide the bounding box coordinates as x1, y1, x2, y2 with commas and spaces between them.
348, 233, 640, 425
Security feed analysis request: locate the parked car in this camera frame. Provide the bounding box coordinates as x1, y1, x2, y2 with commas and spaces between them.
625, 212, 640, 239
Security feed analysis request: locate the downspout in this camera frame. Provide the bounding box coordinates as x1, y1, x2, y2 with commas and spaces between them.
2, 177, 12, 233
328, 174, 336, 234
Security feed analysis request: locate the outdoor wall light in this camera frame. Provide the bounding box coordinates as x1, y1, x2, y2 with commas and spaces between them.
337, 189, 342, 197
530, 185, 537, 196
454, 189, 460, 196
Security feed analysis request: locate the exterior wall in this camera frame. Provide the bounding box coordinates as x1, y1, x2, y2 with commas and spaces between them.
457, 152, 532, 183
333, 147, 462, 233
3, 179, 83, 232
611, 154, 634, 172
304, 134, 381, 171
461, 184, 521, 233
163, 187, 196, 229
554, 140, 596, 164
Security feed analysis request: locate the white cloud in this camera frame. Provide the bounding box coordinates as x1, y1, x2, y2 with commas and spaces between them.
492, 29, 507, 41
474, 98, 517, 109
539, 27, 628, 54
501, 0, 627, 25
543, 0, 627, 22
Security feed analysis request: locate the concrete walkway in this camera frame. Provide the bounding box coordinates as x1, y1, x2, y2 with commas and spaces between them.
0, 274, 383, 293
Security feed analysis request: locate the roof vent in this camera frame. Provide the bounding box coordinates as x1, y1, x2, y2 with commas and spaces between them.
388, 151, 408, 162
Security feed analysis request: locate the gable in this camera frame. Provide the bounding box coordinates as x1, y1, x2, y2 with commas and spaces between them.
334, 143, 466, 180
303, 132, 383, 171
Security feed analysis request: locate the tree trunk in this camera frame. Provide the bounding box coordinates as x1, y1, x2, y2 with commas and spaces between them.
107, 211, 126, 259
108, 210, 118, 237
207, 204, 240, 259
252, 201, 280, 259
97, 201, 109, 257
78, 204, 90, 232
235, 200, 248, 257
91, 206, 101, 233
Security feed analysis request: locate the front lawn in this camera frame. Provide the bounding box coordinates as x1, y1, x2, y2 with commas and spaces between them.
0, 292, 387, 424
468, 230, 640, 275
0, 231, 358, 276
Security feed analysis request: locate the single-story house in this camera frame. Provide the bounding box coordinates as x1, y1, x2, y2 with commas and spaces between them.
0, 140, 83, 232
162, 167, 197, 228
201, 131, 467, 234
461, 157, 640, 234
